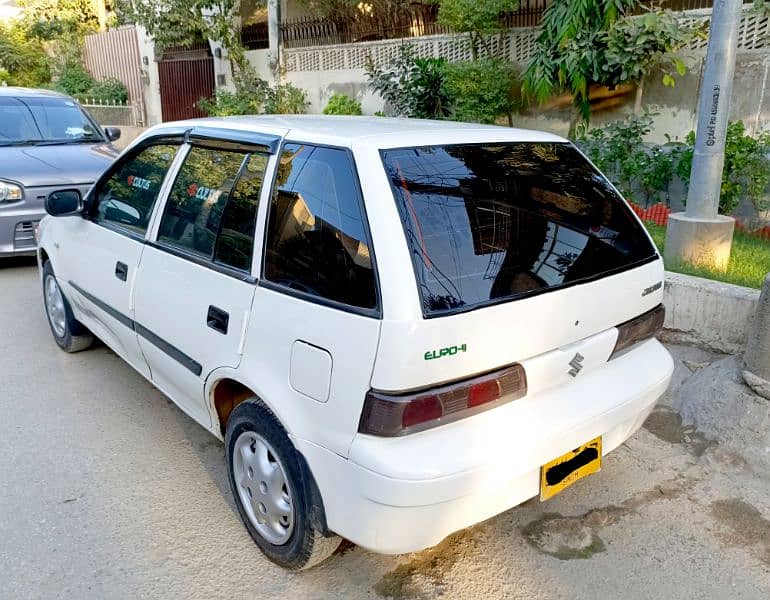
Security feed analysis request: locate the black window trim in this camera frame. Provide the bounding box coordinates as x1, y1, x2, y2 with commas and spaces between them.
379, 140, 660, 319
151, 143, 273, 283
259, 139, 383, 320
84, 130, 268, 285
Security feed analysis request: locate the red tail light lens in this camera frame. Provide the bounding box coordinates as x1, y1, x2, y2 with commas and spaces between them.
359, 364, 527, 437
610, 304, 665, 359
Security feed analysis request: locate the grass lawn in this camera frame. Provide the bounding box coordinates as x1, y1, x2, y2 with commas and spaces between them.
644, 222, 770, 289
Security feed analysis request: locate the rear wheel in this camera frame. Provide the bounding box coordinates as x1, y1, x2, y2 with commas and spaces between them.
225, 400, 341, 570
42, 261, 94, 353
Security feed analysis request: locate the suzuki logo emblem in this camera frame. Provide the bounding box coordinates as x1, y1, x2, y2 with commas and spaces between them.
568, 353, 584, 377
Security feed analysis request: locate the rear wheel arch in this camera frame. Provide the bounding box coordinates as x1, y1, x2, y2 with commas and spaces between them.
212, 379, 332, 539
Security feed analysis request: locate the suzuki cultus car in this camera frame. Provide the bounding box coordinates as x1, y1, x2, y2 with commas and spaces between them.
38, 116, 673, 569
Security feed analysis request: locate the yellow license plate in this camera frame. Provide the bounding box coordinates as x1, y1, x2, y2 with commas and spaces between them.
540, 436, 602, 501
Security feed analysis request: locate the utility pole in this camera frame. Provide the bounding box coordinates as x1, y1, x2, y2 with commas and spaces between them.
665, 0, 742, 271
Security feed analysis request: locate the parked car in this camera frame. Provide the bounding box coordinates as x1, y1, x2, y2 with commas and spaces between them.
0, 87, 120, 257
37, 116, 674, 570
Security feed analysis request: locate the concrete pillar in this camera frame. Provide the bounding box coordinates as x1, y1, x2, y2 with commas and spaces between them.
743, 273, 770, 400
267, 0, 281, 77
665, 0, 742, 271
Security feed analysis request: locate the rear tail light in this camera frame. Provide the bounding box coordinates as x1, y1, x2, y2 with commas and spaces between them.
610, 304, 665, 359
359, 364, 527, 437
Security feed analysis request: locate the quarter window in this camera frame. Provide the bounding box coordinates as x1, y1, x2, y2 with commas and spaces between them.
264, 144, 376, 310
158, 146, 267, 271
93, 143, 178, 236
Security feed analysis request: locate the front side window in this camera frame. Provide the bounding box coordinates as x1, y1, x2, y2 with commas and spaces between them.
158, 146, 267, 271
264, 144, 377, 310
93, 143, 178, 236
381, 143, 657, 316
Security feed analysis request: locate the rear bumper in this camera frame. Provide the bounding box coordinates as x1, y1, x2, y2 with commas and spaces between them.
296, 338, 673, 554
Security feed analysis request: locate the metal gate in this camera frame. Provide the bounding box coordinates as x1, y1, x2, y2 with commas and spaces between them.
158, 44, 215, 122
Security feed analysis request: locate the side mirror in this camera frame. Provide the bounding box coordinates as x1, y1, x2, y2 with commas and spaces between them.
45, 189, 83, 217
104, 127, 122, 142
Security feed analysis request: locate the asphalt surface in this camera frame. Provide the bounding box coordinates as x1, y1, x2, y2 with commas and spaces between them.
1, 258, 769, 600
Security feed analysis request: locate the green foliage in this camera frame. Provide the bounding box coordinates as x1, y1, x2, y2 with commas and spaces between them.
443, 58, 520, 124
198, 89, 256, 116
87, 77, 129, 103
54, 64, 129, 103
365, 46, 451, 119
198, 81, 308, 116
579, 112, 674, 204
646, 222, 770, 290
56, 62, 95, 96
0, 21, 51, 87
436, 0, 519, 55
523, 1, 698, 125
581, 116, 770, 215
675, 121, 770, 215
19, 0, 103, 38
323, 94, 363, 115
264, 83, 309, 114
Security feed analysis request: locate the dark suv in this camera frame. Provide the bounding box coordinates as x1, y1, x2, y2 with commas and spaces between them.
0, 87, 120, 257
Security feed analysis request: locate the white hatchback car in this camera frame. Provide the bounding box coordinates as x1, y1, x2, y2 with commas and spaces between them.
38, 116, 674, 569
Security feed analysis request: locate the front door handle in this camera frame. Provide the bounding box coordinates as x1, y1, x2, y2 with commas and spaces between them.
115, 261, 128, 282
207, 305, 229, 335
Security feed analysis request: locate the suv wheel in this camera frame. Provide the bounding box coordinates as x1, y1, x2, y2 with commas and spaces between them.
225, 400, 341, 570
42, 261, 94, 353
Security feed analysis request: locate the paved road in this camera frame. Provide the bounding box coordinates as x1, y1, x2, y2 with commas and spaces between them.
1, 259, 769, 600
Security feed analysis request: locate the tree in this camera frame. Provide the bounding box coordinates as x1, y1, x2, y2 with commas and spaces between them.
0, 21, 51, 87
523, 0, 699, 131
128, 0, 250, 78
436, 0, 519, 57
18, 0, 109, 37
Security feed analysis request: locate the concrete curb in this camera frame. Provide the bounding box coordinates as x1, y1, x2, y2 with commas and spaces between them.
661, 271, 761, 354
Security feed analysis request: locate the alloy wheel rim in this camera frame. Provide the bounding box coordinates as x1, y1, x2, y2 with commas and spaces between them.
44, 275, 67, 338
233, 431, 295, 545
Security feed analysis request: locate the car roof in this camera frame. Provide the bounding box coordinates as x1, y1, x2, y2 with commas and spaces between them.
155, 115, 569, 149
0, 86, 73, 99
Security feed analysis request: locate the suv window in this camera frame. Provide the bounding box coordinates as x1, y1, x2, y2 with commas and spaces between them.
264, 143, 376, 310
158, 146, 267, 271
93, 143, 178, 235
381, 143, 657, 316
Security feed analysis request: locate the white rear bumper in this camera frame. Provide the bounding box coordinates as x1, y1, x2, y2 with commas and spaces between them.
296, 339, 674, 554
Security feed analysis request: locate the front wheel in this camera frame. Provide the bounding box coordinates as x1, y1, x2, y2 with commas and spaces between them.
42, 261, 94, 353
225, 400, 341, 570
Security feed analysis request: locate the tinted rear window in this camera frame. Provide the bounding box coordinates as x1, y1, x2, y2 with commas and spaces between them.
381, 143, 656, 317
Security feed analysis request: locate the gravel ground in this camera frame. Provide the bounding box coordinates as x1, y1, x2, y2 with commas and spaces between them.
1, 258, 769, 600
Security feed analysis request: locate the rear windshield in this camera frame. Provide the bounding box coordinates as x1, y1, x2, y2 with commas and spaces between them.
381, 142, 657, 317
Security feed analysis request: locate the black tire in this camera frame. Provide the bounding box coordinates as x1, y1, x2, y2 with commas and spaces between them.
42, 261, 94, 353
225, 399, 341, 570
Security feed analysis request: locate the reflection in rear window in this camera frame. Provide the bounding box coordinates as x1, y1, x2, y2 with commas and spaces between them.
381, 143, 657, 316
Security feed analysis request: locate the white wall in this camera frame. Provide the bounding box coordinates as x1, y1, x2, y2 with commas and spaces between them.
135, 25, 163, 127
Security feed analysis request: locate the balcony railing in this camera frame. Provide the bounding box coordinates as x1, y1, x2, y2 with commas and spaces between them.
281, 0, 719, 50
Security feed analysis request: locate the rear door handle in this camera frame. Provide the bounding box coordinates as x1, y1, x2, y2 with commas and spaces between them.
115, 261, 128, 282
207, 305, 229, 335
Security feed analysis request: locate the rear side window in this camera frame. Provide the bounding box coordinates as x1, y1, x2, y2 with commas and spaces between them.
93, 143, 178, 236
158, 146, 267, 271
381, 143, 656, 316
264, 143, 377, 310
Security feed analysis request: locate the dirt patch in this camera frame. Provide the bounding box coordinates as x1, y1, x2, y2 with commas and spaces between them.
522, 511, 610, 560
710, 498, 770, 567
374, 528, 481, 599
523, 476, 694, 560
643, 407, 715, 457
